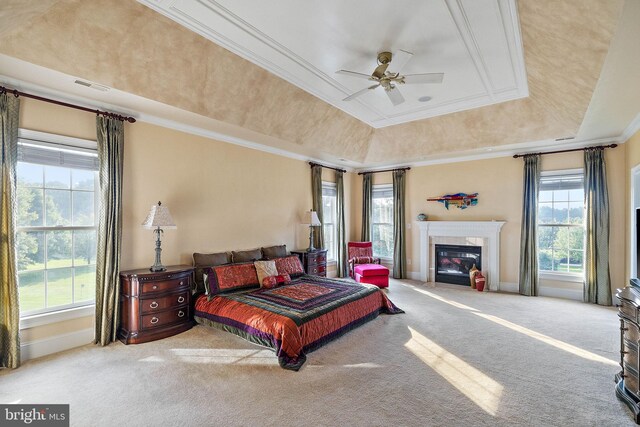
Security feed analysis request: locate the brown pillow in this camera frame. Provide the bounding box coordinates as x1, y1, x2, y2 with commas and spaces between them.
232, 248, 262, 263
261, 245, 288, 259
193, 252, 231, 293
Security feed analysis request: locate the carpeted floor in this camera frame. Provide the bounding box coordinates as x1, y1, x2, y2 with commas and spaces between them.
0, 280, 633, 426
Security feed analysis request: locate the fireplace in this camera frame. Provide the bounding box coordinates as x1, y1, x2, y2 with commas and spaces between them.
435, 244, 481, 285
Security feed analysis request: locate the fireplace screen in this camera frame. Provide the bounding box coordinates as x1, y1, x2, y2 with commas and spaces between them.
435, 244, 482, 285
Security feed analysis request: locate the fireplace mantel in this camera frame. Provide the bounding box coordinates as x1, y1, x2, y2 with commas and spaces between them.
417, 221, 506, 291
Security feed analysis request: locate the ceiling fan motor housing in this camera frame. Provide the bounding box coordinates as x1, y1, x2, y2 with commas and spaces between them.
377, 51, 392, 65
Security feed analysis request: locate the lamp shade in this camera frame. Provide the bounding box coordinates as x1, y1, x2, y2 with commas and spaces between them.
302, 210, 321, 226
142, 201, 177, 229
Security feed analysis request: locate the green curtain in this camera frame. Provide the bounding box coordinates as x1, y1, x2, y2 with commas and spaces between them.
311, 164, 324, 250
0, 92, 20, 368
335, 170, 347, 277
95, 116, 124, 345
584, 148, 611, 306
361, 172, 372, 241
392, 170, 406, 279
518, 154, 540, 296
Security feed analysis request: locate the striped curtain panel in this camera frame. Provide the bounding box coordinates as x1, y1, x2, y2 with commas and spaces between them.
95, 116, 125, 345
0, 92, 20, 368
310, 164, 324, 250
361, 172, 372, 241
518, 154, 540, 296
584, 148, 611, 306
392, 170, 406, 279
335, 170, 348, 277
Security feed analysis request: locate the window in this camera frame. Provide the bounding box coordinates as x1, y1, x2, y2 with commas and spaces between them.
372, 184, 394, 259
16, 134, 98, 317
322, 182, 337, 261
537, 170, 585, 275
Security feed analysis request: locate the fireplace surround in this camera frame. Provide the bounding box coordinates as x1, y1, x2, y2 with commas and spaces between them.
417, 221, 505, 291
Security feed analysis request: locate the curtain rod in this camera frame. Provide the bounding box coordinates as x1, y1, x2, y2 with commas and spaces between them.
358, 166, 411, 175
513, 143, 617, 159
0, 85, 136, 123
308, 162, 346, 173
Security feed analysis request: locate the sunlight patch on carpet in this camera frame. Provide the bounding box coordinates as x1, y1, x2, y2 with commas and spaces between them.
473, 313, 618, 366
403, 284, 479, 312
405, 326, 503, 416
168, 348, 279, 366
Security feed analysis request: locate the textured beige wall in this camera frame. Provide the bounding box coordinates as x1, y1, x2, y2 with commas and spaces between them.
626, 130, 640, 283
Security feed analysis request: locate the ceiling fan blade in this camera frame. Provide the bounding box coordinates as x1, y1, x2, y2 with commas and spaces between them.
392, 49, 414, 73
372, 63, 389, 79
402, 73, 444, 84
336, 70, 374, 80
343, 84, 380, 102
386, 87, 405, 106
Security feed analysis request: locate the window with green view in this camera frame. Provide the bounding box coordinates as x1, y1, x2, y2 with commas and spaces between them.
537, 171, 585, 275
372, 185, 394, 259
16, 137, 98, 316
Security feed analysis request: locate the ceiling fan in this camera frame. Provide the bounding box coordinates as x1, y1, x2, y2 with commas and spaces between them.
336, 50, 444, 106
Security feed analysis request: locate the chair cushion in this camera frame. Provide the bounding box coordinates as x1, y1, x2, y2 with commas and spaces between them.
354, 263, 389, 277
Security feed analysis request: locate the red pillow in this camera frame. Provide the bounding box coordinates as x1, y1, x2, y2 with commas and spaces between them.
204, 263, 259, 299
274, 255, 304, 277
261, 273, 292, 289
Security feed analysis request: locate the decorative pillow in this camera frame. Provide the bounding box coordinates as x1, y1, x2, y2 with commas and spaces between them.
261, 273, 292, 289
232, 248, 263, 263
204, 263, 260, 299
193, 251, 231, 293
274, 255, 305, 278
261, 245, 288, 259
254, 260, 278, 285
351, 256, 376, 264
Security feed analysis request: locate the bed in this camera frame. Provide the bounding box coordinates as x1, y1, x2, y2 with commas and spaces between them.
194, 274, 403, 370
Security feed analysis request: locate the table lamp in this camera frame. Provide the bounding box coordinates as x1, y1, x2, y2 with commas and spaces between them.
142, 201, 176, 272
302, 210, 321, 252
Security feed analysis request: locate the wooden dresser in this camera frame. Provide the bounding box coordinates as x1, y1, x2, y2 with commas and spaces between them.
118, 265, 194, 344
291, 249, 327, 277
616, 279, 640, 423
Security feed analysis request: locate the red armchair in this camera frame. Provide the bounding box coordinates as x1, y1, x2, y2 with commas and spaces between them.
348, 242, 389, 288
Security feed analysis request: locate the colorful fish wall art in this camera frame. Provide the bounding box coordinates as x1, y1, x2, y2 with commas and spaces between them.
427, 193, 478, 210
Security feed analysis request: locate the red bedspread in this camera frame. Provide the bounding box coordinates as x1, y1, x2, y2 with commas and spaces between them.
194, 275, 403, 370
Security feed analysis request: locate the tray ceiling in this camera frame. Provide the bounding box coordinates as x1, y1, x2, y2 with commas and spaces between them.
140, 0, 528, 128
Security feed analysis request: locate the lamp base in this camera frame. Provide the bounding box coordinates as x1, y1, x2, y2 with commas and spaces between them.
307, 225, 316, 252
149, 265, 167, 272
150, 227, 166, 272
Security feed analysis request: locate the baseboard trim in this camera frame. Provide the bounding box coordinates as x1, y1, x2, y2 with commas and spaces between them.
407, 271, 421, 281
21, 328, 94, 362
500, 282, 518, 293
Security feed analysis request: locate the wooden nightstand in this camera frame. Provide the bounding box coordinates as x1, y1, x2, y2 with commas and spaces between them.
118, 265, 194, 344
291, 249, 328, 277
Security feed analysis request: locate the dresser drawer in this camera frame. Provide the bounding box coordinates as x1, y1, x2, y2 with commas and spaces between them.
624, 335, 639, 370
308, 264, 326, 276
141, 290, 189, 314
621, 298, 640, 323
307, 252, 326, 264
141, 277, 190, 295
141, 307, 189, 330
624, 361, 640, 397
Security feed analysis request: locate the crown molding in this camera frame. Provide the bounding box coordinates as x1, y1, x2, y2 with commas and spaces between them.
622, 112, 640, 142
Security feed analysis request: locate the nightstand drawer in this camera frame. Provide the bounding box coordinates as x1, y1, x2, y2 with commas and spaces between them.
141, 290, 189, 314
141, 277, 190, 295
141, 307, 189, 330
307, 253, 326, 264
308, 264, 326, 276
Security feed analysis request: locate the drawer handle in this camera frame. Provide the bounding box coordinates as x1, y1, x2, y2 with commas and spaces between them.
180, 281, 184, 286
150, 317, 159, 324
152, 285, 158, 290
178, 310, 185, 318
150, 301, 159, 309
177, 296, 185, 303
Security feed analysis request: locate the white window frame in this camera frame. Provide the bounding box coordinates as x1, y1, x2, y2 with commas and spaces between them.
321, 181, 337, 262
537, 168, 585, 283
16, 129, 98, 325
371, 184, 394, 260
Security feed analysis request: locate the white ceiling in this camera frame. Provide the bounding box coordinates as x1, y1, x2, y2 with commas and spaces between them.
140, 0, 528, 128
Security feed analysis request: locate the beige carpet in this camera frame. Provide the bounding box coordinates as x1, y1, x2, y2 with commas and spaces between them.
0, 280, 633, 426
